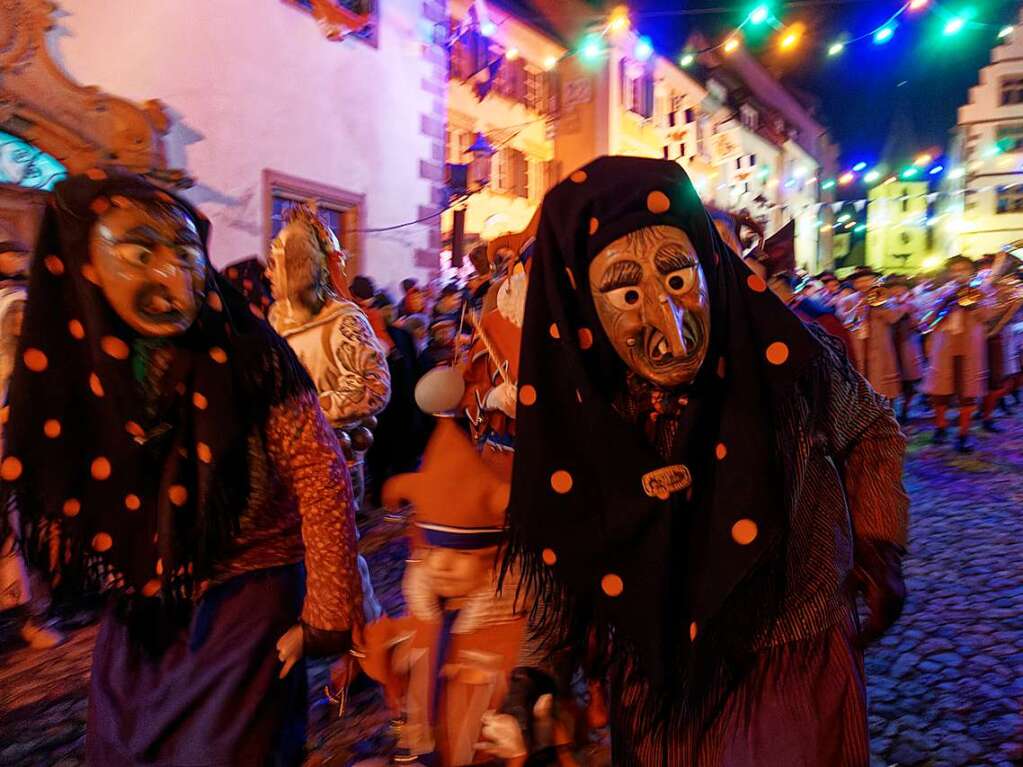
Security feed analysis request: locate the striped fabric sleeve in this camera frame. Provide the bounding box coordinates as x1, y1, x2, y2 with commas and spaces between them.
265, 390, 363, 632
819, 334, 910, 548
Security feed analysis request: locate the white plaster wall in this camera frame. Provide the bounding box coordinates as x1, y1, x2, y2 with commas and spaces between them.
52, 0, 437, 290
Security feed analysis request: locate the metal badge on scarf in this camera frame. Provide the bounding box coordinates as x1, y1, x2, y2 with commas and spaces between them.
642, 465, 692, 500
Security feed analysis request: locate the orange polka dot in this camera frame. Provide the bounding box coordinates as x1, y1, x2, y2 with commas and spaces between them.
542, 548, 558, 566
227, 268, 239, 280
125, 494, 141, 511
85, 167, 108, 181
90, 374, 104, 397
209, 347, 228, 364
207, 293, 223, 312
565, 268, 577, 291
578, 328, 594, 350
43, 420, 61, 439
731, 519, 759, 545
142, 579, 162, 598
716, 357, 727, 379
601, 574, 624, 597
1, 457, 23, 481
62, 499, 81, 517
549, 323, 561, 339
44, 256, 65, 276
68, 320, 85, 340
519, 385, 537, 406
193, 392, 208, 410
176, 382, 187, 396
91, 532, 113, 552
570, 170, 588, 183
250, 305, 264, 320
91, 457, 112, 481
125, 421, 145, 439
689, 622, 698, 641
551, 470, 573, 494
101, 336, 130, 360
715, 443, 728, 460
647, 191, 671, 214
155, 558, 164, 575
242, 279, 253, 291
746, 274, 767, 293
766, 342, 789, 366
23, 349, 47, 372
197, 442, 212, 464
82, 264, 100, 285
169, 485, 188, 506
589, 218, 599, 235
90, 197, 110, 216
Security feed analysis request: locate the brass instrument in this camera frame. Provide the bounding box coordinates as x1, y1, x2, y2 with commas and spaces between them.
864, 286, 888, 307
987, 273, 1023, 337
919, 279, 985, 335
844, 282, 889, 333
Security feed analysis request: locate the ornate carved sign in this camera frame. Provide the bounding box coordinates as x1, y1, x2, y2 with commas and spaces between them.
0, 0, 184, 184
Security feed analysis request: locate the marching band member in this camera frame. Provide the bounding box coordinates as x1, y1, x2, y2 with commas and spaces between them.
884, 275, 926, 423
920, 256, 996, 453
839, 267, 902, 401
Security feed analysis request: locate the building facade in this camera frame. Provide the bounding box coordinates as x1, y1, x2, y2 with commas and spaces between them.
950, 6, 1023, 257
1, 0, 446, 289
866, 181, 930, 273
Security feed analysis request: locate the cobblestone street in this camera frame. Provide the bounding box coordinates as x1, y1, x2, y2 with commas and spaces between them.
1, 410, 1021, 767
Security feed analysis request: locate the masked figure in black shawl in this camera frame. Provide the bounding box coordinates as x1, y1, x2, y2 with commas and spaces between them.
505, 158, 909, 766
0, 173, 364, 766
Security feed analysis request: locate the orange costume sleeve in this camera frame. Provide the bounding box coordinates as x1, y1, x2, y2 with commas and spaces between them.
265, 391, 364, 631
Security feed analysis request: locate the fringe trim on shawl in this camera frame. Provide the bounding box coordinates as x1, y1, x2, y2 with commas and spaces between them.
501, 341, 841, 759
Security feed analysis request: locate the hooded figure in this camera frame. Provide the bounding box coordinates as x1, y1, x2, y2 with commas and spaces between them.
0, 173, 364, 765
504, 157, 909, 766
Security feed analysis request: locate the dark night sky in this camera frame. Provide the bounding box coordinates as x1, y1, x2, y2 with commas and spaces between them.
612, 0, 1021, 167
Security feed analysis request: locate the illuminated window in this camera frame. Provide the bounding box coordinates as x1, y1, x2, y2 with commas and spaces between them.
1001, 76, 1023, 105
0, 131, 66, 191
494, 148, 529, 198
619, 61, 654, 119
996, 123, 1023, 151
997, 185, 1023, 213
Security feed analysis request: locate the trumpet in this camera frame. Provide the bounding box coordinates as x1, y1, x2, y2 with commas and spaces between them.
988, 274, 1023, 337
864, 286, 889, 308
919, 279, 985, 335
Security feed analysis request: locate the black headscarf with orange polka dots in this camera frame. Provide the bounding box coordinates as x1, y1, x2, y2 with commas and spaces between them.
505, 157, 823, 718
0, 173, 312, 628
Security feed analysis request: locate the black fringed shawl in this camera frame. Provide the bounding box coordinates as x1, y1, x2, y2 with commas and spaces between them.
504, 157, 825, 722
0, 173, 312, 624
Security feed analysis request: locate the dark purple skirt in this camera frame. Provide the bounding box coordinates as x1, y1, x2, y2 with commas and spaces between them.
87, 564, 308, 767
610, 615, 869, 767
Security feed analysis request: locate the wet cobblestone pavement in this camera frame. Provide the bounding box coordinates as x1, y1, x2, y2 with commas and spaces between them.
1, 410, 1021, 766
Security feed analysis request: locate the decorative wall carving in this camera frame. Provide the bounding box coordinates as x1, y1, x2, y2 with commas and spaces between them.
0, 0, 187, 185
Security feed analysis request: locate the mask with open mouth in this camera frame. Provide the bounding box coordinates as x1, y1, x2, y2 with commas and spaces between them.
90, 197, 207, 337
589, 225, 710, 388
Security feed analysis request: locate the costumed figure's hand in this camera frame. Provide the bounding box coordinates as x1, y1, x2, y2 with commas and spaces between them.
276, 624, 304, 679
484, 381, 518, 418
854, 538, 907, 647
476, 711, 528, 760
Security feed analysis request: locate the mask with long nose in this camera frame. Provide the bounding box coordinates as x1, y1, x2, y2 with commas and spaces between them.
90, 199, 207, 337
589, 225, 710, 388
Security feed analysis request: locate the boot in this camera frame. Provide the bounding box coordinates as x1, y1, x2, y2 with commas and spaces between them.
955, 434, 974, 454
